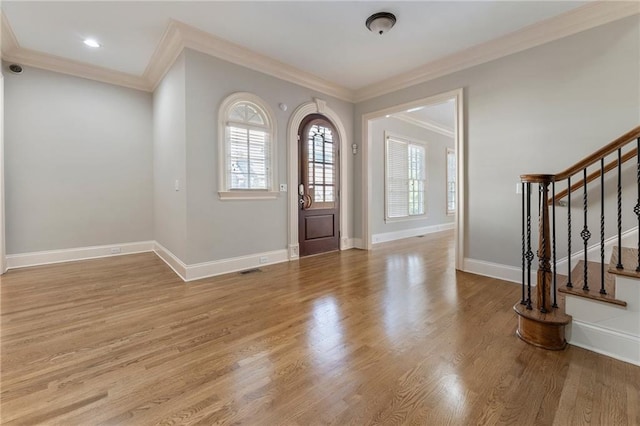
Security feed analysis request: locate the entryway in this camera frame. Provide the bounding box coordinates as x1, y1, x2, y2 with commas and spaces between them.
297, 114, 340, 256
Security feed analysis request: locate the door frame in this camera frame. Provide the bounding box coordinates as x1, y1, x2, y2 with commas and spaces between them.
287, 98, 349, 259
361, 88, 465, 270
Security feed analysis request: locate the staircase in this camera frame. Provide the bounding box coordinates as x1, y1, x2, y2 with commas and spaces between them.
514, 126, 640, 366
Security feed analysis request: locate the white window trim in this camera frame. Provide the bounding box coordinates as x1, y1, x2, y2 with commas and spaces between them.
218, 92, 277, 200
384, 131, 428, 223
446, 147, 456, 216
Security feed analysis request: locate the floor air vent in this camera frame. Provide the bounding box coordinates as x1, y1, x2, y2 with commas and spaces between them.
240, 268, 262, 275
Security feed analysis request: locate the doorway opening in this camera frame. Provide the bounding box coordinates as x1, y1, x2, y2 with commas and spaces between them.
361, 88, 464, 269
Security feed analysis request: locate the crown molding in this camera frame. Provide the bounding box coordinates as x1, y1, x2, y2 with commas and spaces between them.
1, 1, 637, 101
1, 12, 150, 91
143, 20, 184, 91
392, 113, 454, 138
354, 1, 640, 102
1, 11, 20, 57
171, 20, 354, 102
2, 48, 151, 91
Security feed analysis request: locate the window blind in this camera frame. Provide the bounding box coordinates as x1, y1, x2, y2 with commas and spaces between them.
386, 136, 426, 219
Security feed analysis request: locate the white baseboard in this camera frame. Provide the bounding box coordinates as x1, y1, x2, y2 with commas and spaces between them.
372, 222, 454, 245
5, 241, 155, 269
463, 257, 536, 285
352, 238, 364, 249
184, 249, 288, 282
153, 242, 188, 281
567, 320, 640, 367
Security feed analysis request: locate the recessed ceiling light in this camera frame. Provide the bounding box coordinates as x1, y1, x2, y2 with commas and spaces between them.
83, 38, 101, 48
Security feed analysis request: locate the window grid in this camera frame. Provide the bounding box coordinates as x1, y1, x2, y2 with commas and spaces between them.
307, 124, 335, 203
446, 148, 456, 214
224, 100, 272, 191
386, 136, 426, 220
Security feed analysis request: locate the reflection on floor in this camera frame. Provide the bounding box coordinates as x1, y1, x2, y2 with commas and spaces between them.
1, 230, 638, 424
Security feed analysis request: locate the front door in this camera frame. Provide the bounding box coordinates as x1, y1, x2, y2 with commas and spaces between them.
298, 115, 340, 257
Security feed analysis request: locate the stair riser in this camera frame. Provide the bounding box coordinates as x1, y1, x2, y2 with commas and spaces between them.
565, 296, 638, 335
565, 273, 640, 365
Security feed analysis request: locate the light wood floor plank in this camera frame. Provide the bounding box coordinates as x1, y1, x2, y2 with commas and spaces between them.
1, 230, 638, 425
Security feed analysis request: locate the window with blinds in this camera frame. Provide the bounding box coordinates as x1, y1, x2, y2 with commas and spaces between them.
219, 93, 276, 197
446, 148, 456, 215
385, 135, 426, 220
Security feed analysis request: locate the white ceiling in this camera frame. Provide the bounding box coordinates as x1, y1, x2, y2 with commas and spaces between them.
2, 1, 588, 91
406, 100, 456, 131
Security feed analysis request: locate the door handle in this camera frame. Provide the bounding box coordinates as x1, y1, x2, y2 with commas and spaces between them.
299, 184, 305, 196
302, 194, 312, 209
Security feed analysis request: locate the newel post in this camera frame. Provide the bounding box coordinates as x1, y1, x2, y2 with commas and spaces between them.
537, 178, 553, 313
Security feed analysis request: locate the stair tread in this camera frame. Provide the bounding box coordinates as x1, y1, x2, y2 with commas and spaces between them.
609, 246, 640, 279
557, 260, 627, 307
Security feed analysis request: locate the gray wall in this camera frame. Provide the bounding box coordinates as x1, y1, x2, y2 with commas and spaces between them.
370, 117, 454, 236
354, 15, 640, 267
183, 49, 354, 264
153, 53, 187, 260
4, 66, 153, 254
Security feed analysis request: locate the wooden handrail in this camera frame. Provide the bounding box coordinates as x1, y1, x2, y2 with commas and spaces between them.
521, 125, 640, 184
555, 126, 640, 181
551, 148, 638, 204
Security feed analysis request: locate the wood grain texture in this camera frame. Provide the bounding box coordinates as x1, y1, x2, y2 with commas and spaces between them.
609, 246, 640, 279
558, 260, 627, 307
2, 231, 639, 425
551, 147, 638, 204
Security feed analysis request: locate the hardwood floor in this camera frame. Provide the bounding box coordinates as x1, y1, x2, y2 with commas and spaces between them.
1, 230, 638, 425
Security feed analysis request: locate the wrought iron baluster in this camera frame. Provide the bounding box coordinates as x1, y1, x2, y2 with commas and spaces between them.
600, 158, 606, 295
552, 180, 557, 308
567, 176, 573, 288
617, 148, 624, 269
526, 182, 533, 310
521, 182, 526, 305
581, 168, 590, 291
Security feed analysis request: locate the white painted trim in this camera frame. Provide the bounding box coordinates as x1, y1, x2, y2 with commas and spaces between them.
5, 241, 155, 270
218, 191, 279, 200
1, 13, 149, 92
568, 320, 640, 367
287, 98, 350, 260
2, 48, 151, 92
4, 2, 636, 101
463, 257, 535, 285
143, 20, 185, 91
171, 20, 352, 102
153, 242, 188, 281
0, 72, 5, 274
354, 1, 640, 102
1, 12, 19, 56
351, 238, 365, 250
392, 113, 454, 138
217, 92, 278, 196
184, 249, 288, 282
372, 223, 454, 245
383, 131, 429, 222
362, 88, 465, 271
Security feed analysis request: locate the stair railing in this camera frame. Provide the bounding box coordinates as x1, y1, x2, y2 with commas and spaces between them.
520, 126, 640, 314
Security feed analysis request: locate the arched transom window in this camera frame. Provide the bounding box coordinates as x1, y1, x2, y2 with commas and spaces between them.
218, 92, 277, 199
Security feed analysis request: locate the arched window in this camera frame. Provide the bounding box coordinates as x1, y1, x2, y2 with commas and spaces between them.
218, 92, 277, 199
